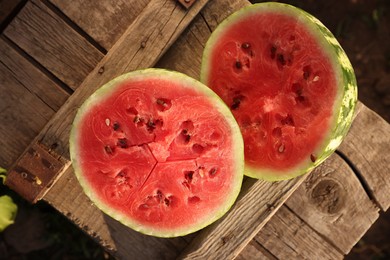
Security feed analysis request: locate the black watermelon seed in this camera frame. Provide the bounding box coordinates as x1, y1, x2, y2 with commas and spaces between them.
235, 60, 242, 69
147, 119, 156, 132
113, 122, 120, 131
277, 54, 286, 66
242, 42, 250, 49
270, 45, 277, 59
310, 154, 316, 162
303, 66, 312, 80
181, 129, 191, 143
117, 138, 128, 148
281, 115, 294, 126
156, 190, 163, 198
209, 168, 217, 177
185, 171, 194, 182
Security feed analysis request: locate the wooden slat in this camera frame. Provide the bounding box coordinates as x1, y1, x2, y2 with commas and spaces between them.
180, 176, 306, 259
50, 0, 150, 50
0, 38, 68, 111
4, 0, 104, 90
236, 240, 274, 260
252, 205, 344, 259
338, 103, 390, 211
33, 0, 211, 258
0, 37, 69, 168
285, 153, 379, 254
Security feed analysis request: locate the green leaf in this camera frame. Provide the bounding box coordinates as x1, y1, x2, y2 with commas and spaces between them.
0, 167, 6, 185
0, 195, 18, 232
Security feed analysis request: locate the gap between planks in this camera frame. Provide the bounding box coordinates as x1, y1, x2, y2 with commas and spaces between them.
1, 35, 74, 96
42, 0, 107, 54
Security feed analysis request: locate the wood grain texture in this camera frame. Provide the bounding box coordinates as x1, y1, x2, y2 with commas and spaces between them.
338, 102, 390, 211
4, 0, 104, 90
0, 37, 69, 168
285, 153, 379, 254
179, 175, 306, 259
236, 240, 274, 260
50, 0, 150, 50
253, 205, 344, 260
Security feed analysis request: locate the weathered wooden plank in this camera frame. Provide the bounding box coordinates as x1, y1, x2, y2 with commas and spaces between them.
236, 240, 274, 260
50, 0, 150, 50
155, 12, 209, 79
0, 37, 69, 111
0, 37, 69, 168
285, 153, 379, 254
4, 0, 104, 90
253, 205, 344, 260
338, 103, 390, 211
179, 175, 306, 259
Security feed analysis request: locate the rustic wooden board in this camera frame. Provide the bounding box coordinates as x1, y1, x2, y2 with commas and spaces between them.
338, 103, 390, 211
285, 152, 379, 254
180, 176, 306, 259
49, 0, 150, 50
3, 0, 104, 90
253, 205, 344, 260
236, 240, 273, 260
0, 37, 69, 168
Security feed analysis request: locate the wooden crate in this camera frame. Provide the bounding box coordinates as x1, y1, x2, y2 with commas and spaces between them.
1, 0, 389, 259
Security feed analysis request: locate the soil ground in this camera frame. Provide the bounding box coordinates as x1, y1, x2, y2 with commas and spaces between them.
1, 0, 389, 259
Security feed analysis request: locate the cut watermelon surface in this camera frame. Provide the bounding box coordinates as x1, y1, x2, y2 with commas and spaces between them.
201, 3, 357, 180
70, 69, 244, 237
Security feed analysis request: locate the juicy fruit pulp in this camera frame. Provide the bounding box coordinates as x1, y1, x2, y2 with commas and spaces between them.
201, 3, 357, 180
70, 69, 243, 237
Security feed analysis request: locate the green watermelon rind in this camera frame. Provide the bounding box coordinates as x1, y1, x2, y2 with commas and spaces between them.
69, 68, 244, 237
200, 3, 357, 181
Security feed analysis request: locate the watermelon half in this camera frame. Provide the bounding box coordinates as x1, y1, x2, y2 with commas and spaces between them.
69, 69, 244, 237
201, 3, 358, 181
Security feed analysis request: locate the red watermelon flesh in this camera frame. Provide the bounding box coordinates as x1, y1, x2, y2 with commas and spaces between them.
201, 3, 357, 180
70, 69, 244, 237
